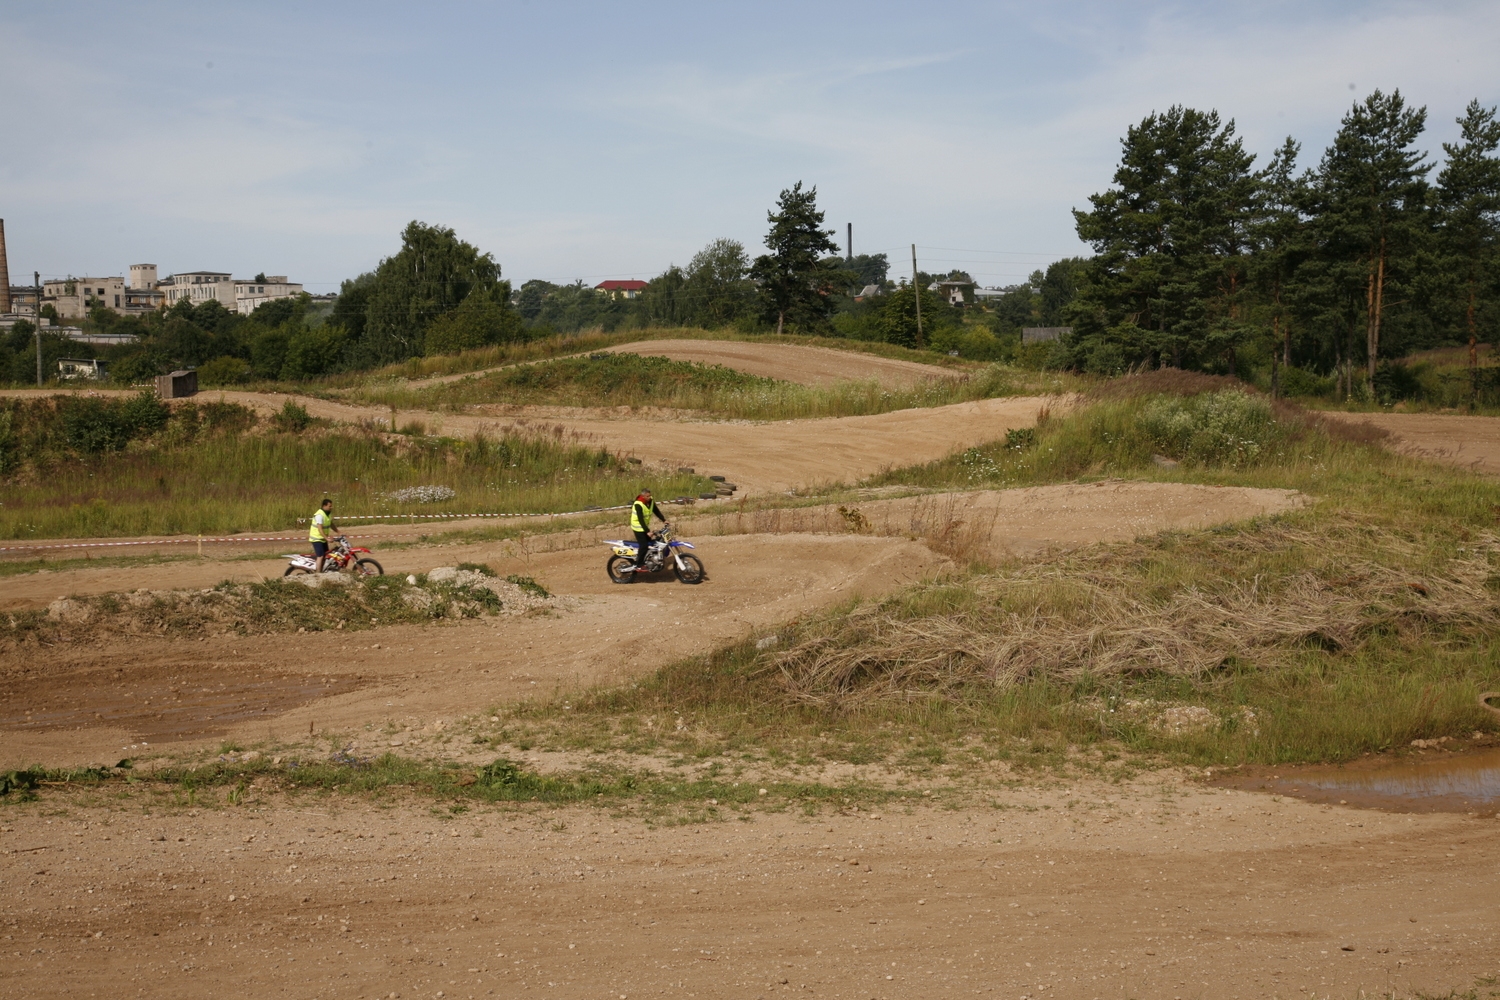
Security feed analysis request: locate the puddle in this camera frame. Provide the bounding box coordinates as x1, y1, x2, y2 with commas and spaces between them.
1219, 746, 1500, 814
0, 673, 362, 743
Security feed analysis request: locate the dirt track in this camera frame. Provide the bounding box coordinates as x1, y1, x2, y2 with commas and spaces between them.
200, 391, 1055, 497
1323, 410, 1500, 475
2, 779, 1494, 999
0, 482, 1304, 771
403, 338, 965, 389
600, 339, 963, 387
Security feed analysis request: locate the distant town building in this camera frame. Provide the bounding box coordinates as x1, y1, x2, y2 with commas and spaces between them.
972, 286, 1006, 301
929, 280, 973, 307
159, 271, 236, 310
234, 276, 304, 315
854, 284, 884, 301
1021, 326, 1072, 344
43, 276, 127, 318
595, 279, 648, 300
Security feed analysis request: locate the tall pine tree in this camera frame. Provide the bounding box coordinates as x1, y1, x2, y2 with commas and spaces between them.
1072, 107, 1259, 371
1309, 90, 1431, 382
1435, 100, 1500, 368
749, 182, 842, 335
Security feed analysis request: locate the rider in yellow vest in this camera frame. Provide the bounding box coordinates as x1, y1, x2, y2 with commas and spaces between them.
629, 489, 669, 573
309, 498, 338, 572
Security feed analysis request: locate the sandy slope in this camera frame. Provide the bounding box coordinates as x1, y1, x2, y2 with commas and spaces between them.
1, 781, 1494, 999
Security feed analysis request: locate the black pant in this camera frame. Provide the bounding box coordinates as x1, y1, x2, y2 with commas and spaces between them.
633, 530, 652, 567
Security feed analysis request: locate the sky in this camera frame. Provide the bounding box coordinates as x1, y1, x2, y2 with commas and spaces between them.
2, 1, 1498, 294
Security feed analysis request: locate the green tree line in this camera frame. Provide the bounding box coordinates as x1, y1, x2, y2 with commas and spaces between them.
1066, 91, 1500, 394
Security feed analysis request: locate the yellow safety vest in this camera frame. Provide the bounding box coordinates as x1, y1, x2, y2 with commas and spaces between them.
630, 500, 658, 533
309, 509, 332, 543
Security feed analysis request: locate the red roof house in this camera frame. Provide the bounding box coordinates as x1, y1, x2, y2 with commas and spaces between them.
594, 279, 649, 300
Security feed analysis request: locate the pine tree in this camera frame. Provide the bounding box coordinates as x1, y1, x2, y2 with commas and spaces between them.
749, 182, 842, 334
1309, 90, 1431, 382
1435, 100, 1500, 369
1072, 106, 1259, 370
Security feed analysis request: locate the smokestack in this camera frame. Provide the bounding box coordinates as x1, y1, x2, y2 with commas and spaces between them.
0, 219, 11, 314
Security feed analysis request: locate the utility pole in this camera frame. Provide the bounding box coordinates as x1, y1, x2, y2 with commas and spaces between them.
35, 270, 42, 386
846, 223, 852, 263
911, 244, 923, 345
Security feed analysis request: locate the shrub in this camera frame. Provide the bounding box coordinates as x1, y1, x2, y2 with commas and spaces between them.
1277, 365, 1334, 398
271, 400, 313, 433
198, 355, 252, 386
1138, 389, 1279, 467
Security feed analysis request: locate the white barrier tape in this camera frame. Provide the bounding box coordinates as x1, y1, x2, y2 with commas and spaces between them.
0, 497, 702, 553
0, 535, 307, 553
294, 503, 633, 523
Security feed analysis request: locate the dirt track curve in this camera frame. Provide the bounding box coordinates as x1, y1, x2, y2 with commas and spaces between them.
404, 338, 965, 389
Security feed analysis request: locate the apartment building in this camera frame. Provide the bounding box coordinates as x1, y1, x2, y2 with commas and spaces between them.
42, 276, 127, 319
158, 271, 236, 309
233, 276, 304, 314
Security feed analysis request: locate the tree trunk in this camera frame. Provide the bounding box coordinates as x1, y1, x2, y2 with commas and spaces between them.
1468, 284, 1478, 370
1367, 239, 1386, 380
776, 311, 784, 336
1270, 314, 1281, 399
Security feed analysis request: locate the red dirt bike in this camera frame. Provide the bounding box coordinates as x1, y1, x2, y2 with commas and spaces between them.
283, 535, 384, 577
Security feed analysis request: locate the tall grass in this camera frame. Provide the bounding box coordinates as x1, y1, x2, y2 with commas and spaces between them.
0, 397, 709, 539
349, 351, 1061, 420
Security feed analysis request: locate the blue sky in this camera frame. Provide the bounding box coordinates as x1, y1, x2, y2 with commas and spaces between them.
2, 1, 1498, 293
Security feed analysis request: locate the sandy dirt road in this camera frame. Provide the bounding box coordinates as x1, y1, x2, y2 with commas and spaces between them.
1323, 410, 1500, 475
1, 780, 1494, 999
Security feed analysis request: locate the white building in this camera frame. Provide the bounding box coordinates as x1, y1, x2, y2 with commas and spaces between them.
159, 271, 236, 309
234, 276, 304, 315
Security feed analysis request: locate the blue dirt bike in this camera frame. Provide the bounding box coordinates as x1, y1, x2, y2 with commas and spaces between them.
603, 527, 705, 584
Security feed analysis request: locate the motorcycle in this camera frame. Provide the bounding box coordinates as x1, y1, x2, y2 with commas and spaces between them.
603, 526, 704, 584
283, 535, 384, 577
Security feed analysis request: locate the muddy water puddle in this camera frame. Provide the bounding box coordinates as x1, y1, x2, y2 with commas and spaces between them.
1220, 746, 1500, 814
0, 672, 362, 743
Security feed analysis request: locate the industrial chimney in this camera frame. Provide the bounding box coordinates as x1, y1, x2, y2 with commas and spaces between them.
0, 219, 11, 314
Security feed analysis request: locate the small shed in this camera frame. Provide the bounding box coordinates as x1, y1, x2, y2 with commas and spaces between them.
1022, 326, 1072, 345
57, 357, 109, 381
155, 369, 198, 398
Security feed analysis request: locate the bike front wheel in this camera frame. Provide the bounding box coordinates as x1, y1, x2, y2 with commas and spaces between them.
673, 554, 705, 584
353, 558, 384, 576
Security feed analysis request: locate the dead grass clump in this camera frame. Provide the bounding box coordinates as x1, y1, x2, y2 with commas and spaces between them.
767, 524, 1500, 706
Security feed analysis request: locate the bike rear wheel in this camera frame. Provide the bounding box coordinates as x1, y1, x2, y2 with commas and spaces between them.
353, 558, 384, 576
673, 553, 705, 584
607, 555, 637, 584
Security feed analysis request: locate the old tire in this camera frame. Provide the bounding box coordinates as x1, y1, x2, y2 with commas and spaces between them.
673, 554, 705, 584
607, 555, 637, 584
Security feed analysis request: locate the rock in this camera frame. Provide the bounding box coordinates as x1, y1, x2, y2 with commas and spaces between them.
406, 574, 418, 585
427, 567, 459, 583
1152, 454, 1180, 468
755, 635, 779, 650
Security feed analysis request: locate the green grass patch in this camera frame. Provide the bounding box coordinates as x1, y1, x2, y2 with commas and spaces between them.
0, 394, 711, 538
